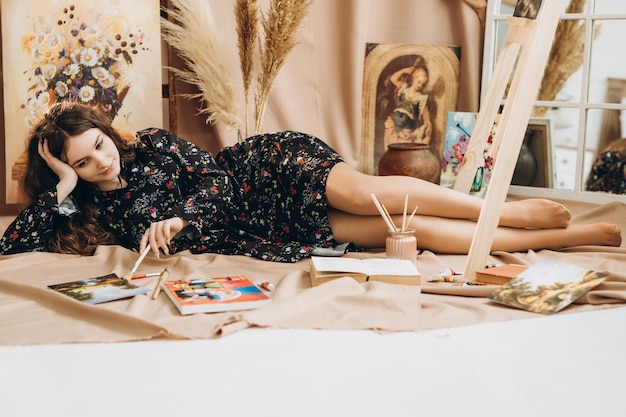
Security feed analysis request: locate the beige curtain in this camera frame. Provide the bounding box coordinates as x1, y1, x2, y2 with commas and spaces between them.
175, 0, 485, 167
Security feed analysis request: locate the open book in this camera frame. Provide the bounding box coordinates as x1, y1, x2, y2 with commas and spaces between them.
310, 256, 420, 287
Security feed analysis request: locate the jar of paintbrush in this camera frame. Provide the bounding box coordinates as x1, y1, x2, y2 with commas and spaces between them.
370, 192, 418, 263
385, 229, 417, 263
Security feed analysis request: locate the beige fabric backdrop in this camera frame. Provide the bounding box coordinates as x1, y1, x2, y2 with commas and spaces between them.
175, 0, 485, 166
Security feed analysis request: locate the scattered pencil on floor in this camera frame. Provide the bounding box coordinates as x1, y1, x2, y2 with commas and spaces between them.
131, 272, 162, 280
151, 268, 170, 300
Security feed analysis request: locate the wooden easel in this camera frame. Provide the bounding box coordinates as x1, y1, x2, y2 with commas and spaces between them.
453, 0, 564, 281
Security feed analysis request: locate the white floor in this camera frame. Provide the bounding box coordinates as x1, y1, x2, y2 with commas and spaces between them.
1, 306, 625, 417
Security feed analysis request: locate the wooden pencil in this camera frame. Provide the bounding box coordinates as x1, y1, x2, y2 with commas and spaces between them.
151, 268, 170, 300
401, 194, 408, 232
406, 206, 418, 230
370, 193, 397, 232
380, 202, 398, 232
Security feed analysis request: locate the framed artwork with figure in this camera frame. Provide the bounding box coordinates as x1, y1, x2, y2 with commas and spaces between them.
360, 42, 461, 181
0, 0, 163, 214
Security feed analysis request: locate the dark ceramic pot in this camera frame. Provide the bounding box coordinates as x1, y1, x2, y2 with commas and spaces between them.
378, 142, 441, 184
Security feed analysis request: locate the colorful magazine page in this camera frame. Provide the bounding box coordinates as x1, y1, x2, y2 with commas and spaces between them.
489, 259, 609, 314
48, 273, 151, 304
161, 275, 272, 315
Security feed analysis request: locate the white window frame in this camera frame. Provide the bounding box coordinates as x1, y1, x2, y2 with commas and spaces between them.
482, 0, 626, 204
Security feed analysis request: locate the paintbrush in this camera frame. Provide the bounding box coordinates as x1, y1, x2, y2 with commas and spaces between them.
122, 245, 151, 282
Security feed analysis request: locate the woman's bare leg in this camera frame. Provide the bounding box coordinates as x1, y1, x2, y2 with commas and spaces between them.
326, 162, 571, 229
328, 209, 622, 253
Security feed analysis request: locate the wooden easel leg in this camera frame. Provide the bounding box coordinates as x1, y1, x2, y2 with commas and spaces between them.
459, 0, 564, 281
453, 42, 520, 194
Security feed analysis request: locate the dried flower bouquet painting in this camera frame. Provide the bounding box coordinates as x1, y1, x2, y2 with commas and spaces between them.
22, 5, 141, 122
1, 0, 163, 206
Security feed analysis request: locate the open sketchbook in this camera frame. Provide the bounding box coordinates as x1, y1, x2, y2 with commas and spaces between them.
310, 256, 420, 286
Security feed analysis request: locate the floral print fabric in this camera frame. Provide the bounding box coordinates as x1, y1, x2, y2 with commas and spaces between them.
586, 150, 626, 194
1, 129, 344, 262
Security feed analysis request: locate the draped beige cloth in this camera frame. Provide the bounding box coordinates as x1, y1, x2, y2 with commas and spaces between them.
2, 1, 625, 346
1, 201, 625, 346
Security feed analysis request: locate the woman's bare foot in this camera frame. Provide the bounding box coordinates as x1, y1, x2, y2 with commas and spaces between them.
561, 223, 622, 248
499, 199, 571, 229
490, 222, 621, 253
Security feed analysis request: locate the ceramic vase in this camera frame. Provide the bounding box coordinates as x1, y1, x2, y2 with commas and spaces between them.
377, 142, 441, 184
385, 229, 418, 262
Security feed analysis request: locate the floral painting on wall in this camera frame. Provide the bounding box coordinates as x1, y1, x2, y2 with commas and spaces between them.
440, 112, 495, 198
440, 111, 554, 198
1, 0, 163, 209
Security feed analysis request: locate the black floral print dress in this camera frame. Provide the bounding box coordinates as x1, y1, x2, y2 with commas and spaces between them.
0, 129, 344, 262
585, 150, 626, 194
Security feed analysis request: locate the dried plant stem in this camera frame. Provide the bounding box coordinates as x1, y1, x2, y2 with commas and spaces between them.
162, 0, 241, 133
533, 0, 600, 116
254, 0, 313, 134
235, 0, 259, 138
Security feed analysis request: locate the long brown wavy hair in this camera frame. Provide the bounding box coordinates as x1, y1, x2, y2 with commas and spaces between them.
22, 101, 137, 255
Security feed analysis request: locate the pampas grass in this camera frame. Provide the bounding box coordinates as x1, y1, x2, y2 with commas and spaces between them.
163, 0, 312, 138
253, 0, 313, 134
533, 0, 601, 116
235, 0, 259, 138
162, 0, 241, 134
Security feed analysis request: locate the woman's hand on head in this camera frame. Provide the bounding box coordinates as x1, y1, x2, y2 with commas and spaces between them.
140, 217, 190, 258
38, 139, 77, 182
38, 138, 78, 202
